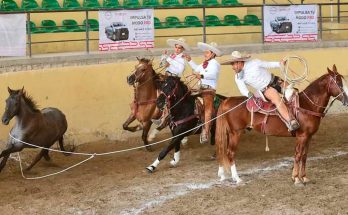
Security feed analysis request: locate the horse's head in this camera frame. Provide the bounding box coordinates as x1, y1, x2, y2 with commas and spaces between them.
327, 65, 348, 106
2, 87, 24, 125
156, 76, 186, 110
127, 57, 154, 86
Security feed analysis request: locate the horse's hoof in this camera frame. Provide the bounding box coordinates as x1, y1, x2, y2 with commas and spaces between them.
233, 178, 243, 185
145, 146, 153, 152
210, 153, 216, 160
219, 176, 227, 181
146, 165, 156, 173
294, 177, 304, 186
169, 159, 177, 167
302, 177, 310, 184
181, 137, 188, 145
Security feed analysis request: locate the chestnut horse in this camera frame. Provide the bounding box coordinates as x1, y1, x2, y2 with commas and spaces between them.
216, 65, 348, 185
123, 58, 163, 151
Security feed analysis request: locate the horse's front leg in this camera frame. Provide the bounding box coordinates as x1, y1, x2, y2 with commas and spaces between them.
300, 136, 311, 184
170, 140, 181, 167
122, 113, 142, 132
0, 143, 23, 172
142, 121, 153, 151
292, 135, 310, 185
146, 136, 181, 173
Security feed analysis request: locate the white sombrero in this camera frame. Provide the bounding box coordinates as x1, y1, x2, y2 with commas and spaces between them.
221, 51, 251, 65
166, 38, 191, 51
197, 42, 222, 57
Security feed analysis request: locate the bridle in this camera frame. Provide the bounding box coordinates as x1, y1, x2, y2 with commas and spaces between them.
127, 63, 155, 87
158, 79, 179, 110
302, 73, 348, 115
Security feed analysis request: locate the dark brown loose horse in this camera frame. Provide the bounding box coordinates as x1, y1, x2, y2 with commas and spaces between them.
123, 58, 162, 151
216, 65, 348, 185
0, 87, 69, 172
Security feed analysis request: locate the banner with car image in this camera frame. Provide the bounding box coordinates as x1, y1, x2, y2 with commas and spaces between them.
99, 9, 154, 51
0, 14, 26, 56
263, 5, 318, 43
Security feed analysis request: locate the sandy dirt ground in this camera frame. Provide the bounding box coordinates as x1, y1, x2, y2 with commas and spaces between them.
0, 114, 347, 215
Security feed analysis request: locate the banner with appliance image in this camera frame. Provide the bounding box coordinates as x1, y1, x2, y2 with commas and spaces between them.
99, 9, 154, 51
0, 14, 26, 56
263, 5, 318, 42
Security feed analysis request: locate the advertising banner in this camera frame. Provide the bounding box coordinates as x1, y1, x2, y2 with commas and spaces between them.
99, 9, 154, 51
0, 14, 26, 56
263, 5, 318, 42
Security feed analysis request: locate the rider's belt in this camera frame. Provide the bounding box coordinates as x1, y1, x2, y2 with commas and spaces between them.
261, 74, 280, 92
201, 84, 213, 89
166, 71, 179, 77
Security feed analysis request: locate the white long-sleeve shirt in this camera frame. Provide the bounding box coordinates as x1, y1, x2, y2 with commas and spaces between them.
188, 58, 220, 89
166, 53, 185, 77
235, 59, 280, 97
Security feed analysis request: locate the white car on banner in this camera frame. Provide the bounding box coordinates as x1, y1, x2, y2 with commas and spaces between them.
99, 9, 154, 51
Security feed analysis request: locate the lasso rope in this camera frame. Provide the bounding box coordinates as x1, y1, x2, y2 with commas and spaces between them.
10, 97, 251, 180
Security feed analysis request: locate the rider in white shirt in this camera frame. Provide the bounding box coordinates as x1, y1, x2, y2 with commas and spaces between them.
162, 38, 190, 77
185, 42, 222, 144
153, 38, 190, 128
222, 51, 300, 132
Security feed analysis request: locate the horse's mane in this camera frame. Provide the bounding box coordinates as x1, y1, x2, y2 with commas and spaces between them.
139, 57, 161, 87
22, 90, 40, 112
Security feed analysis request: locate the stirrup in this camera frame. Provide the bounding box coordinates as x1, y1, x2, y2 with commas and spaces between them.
151, 118, 162, 126
288, 120, 300, 131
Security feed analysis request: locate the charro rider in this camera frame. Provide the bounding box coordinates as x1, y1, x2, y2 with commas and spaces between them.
221, 51, 300, 131
152, 38, 191, 127
184, 42, 222, 144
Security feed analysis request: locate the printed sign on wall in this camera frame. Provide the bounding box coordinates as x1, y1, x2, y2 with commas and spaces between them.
99, 9, 154, 51
263, 5, 318, 43
0, 14, 26, 56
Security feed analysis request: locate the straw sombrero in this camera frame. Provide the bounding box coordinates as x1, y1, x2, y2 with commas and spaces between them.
221, 51, 251, 65
197, 42, 222, 57
166, 38, 191, 51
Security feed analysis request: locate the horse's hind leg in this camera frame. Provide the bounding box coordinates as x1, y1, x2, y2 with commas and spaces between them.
25, 149, 47, 171
58, 136, 73, 156
228, 131, 242, 184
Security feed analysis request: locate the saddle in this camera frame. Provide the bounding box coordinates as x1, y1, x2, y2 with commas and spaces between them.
246, 97, 277, 115
246, 93, 300, 134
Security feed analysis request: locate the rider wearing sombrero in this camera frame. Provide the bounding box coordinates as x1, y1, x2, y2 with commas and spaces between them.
162, 37, 190, 78
221, 51, 300, 132
152, 38, 190, 128
185, 42, 222, 144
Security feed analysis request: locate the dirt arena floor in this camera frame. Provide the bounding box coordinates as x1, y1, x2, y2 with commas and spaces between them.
0, 113, 347, 215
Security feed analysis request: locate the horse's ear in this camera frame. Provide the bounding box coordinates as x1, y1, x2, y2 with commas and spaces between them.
150, 57, 154, 65
327, 67, 333, 75
136, 56, 140, 61
332, 64, 337, 73
19, 86, 25, 95
7, 86, 13, 94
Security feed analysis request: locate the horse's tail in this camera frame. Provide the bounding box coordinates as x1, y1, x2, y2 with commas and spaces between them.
215, 101, 231, 172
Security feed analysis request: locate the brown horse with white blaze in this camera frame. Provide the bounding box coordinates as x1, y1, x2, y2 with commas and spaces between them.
123, 58, 162, 151
215, 65, 348, 185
